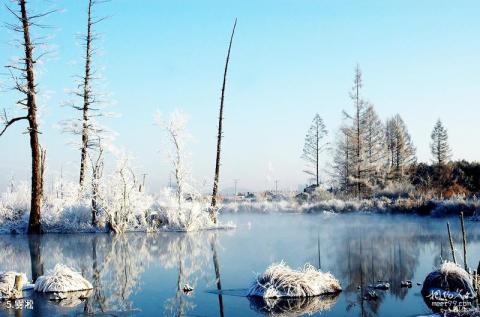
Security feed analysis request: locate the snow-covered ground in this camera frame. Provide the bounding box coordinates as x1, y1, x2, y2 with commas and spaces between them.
221, 195, 480, 216
1, 179, 479, 234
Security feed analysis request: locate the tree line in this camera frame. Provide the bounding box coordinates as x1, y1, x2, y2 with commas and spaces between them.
302, 65, 468, 198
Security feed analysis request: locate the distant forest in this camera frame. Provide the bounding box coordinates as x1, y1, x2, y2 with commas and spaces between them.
302, 66, 479, 199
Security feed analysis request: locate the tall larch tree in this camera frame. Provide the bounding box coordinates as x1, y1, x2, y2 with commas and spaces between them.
363, 105, 387, 188
430, 119, 451, 166
302, 114, 328, 186
343, 65, 367, 196
385, 114, 416, 181
332, 125, 353, 193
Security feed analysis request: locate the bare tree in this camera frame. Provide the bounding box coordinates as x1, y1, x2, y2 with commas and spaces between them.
0, 0, 55, 233
210, 19, 237, 223
430, 119, 451, 166
62, 0, 109, 189
302, 114, 328, 186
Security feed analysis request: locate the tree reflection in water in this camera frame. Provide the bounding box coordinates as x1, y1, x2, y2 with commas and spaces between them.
0, 231, 226, 317
0, 215, 479, 317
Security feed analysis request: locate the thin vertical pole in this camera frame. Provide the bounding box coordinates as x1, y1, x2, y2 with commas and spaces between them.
447, 222, 457, 264
460, 212, 468, 271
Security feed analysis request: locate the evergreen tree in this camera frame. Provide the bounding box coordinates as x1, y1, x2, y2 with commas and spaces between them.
430, 119, 451, 166
302, 114, 328, 186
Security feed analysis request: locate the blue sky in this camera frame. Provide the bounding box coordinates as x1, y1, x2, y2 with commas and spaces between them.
1, 0, 480, 192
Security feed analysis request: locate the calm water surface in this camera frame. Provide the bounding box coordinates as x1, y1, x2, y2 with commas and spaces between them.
1, 212, 479, 317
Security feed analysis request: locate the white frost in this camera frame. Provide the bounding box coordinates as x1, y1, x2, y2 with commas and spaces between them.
247, 262, 342, 298
34, 264, 93, 293
0, 271, 28, 299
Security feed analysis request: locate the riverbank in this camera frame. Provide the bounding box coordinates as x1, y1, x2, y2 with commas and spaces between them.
221, 196, 480, 217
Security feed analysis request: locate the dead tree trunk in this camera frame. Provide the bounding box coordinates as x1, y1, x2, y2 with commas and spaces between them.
21, 0, 42, 234
0, 0, 54, 233
460, 212, 468, 271
79, 0, 94, 188
210, 19, 237, 223
447, 222, 457, 264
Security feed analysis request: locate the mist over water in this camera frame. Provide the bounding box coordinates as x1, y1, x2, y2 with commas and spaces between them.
0, 212, 478, 316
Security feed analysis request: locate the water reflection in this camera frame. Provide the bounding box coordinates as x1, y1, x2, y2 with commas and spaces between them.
0, 232, 218, 316
321, 216, 480, 317
248, 294, 339, 316
0, 214, 479, 316
211, 232, 225, 317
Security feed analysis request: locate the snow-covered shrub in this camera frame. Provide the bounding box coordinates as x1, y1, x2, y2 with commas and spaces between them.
247, 262, 341, 298
97, 154, 154, 233
0, 182, 31, 233
155, 111, 224, 231
376, 181, 415, 198
155, 188, 215, 231
34, 264, 93, 293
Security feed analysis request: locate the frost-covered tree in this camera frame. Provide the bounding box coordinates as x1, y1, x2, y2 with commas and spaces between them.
342, 65, 369, 196
0, 0, 54, 233
302, 114, 328, 186
157, 111, 213, 231
332, 125, 353, 192
385, 115, 416, 181
162, 111, 190, 208
333, 66, 388, 196
363, 105, 387, 187
61, 0, 110, 189
430, 119, 451, 166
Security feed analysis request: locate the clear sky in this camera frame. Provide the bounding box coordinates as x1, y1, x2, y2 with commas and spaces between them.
0, 0, 479, 193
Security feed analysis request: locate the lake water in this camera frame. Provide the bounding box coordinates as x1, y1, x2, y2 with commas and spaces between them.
0, 212, 479, 317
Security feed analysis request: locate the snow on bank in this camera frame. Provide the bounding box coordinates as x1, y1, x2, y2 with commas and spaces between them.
247, 262, 341, 298
0, 181, 233, 233
221, 196, 480, 216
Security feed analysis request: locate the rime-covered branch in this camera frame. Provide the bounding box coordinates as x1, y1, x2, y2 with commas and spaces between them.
0, 110, 28, 136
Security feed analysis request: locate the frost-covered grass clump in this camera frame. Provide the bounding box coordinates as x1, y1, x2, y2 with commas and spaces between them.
0, 271, 28, 299
247, 262, 341, 298
34, 264, 93, 293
